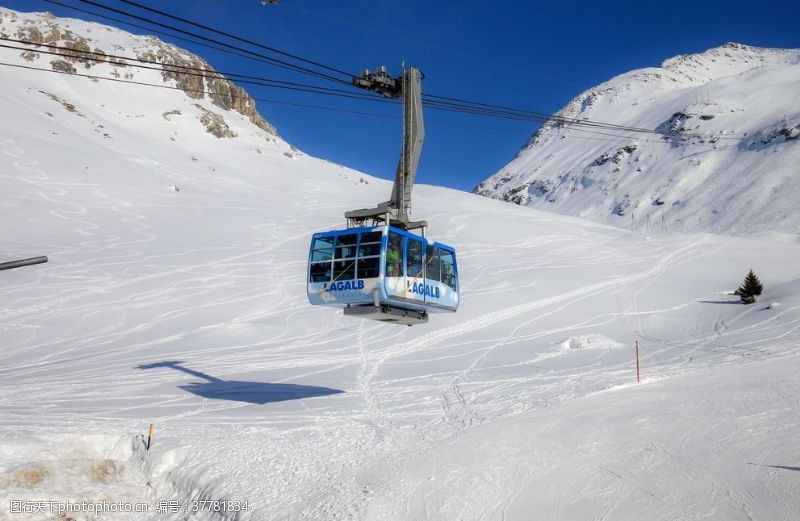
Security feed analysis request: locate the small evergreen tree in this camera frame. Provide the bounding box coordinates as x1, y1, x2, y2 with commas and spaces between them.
737, 269, 764, 304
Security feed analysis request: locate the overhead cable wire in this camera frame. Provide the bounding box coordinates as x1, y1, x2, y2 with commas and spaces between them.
46, 0, 380, 95
0, 39, 742, 144
0, 60, 522, 132
43, 0, 318, 70
0, 38, 390, 104
0, 39, 580, 127
424, 95, 743, 141
116, 0, 355, 79
423, 93, 660, 134
422, 98, 670, 137
0, 59, 744, 144
59, 0, 662, 136
558, 126, 731, 147
54, 0, 352, 85
561, 125, 740, 146
48, 0, 725, 140
0, 59, 387, 114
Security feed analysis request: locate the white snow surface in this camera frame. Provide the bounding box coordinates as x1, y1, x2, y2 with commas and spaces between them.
2, 9, 800, 521
476, 43, 800, 238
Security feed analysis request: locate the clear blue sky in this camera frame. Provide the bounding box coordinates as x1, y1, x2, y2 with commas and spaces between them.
5, 0, 800, 191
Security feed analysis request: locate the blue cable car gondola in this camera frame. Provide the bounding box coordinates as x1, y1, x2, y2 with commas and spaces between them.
306, 66, 459, 325
307, 225, 459, 325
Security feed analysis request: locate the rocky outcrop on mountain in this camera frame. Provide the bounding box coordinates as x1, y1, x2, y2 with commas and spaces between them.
136, 46, 275, 135
0, 8, 277, 136
195, 104, 237, 138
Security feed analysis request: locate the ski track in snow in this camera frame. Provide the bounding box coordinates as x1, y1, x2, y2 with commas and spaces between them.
4, 129, 800, 520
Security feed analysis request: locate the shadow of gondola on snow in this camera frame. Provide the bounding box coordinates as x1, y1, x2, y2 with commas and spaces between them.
136, 361, 345, 405
747, 462, 800, 473
765, 465, 800, 472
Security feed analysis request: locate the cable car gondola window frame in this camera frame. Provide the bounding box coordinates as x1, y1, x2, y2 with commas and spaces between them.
311, 236, 335, 262
440, 248, 457, 291
356, 231, 382, 279
426, 244, 442, 283
332, 233, 358, 280
334, 233, 358, 259
309, 235, 335, 282
385, 231, 403, 278
406, 237, 425, 281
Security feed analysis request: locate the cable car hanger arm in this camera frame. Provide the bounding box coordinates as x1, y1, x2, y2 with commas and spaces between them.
345, 66, 427, 232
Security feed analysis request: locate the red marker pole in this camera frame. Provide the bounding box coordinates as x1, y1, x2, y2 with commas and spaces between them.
635, 340, 641, 383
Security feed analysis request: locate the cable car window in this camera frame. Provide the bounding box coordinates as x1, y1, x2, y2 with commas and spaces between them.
333, 259, 355, 280
407, 239, 424, 280
426, 245, 441, 282
358, 231, 382, 257
357, 257, 380, 278
311, 236, 334, 262
310, 262, 332, 282
335, 234, 358, 259
386, 232, 403, 277
441, 250, 456, 290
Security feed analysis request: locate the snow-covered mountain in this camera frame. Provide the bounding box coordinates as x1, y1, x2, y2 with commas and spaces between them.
2, 9, 800, 521
0, 7, 276, 137
475, 43, 800, 237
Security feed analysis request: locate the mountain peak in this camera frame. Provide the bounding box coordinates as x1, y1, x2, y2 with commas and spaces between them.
475, 43, 800, 237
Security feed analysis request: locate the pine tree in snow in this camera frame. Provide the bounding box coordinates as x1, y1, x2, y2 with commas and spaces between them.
736, 269, 764, 304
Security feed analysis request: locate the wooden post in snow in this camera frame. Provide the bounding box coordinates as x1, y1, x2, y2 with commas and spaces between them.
146, 423, 154, 451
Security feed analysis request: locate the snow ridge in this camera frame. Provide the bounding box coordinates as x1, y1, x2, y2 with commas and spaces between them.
475, 43, 800, 237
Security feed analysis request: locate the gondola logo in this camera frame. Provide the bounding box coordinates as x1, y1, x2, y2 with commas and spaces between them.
324, 280, 366, 292
408, 281, 440, 299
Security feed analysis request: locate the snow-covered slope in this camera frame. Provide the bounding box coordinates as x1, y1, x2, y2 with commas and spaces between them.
475, 43, 800, 237
2, 10, 800, 521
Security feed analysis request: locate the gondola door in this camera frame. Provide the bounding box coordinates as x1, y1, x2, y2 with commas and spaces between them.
384, 230, 405, 302
404, 235, 427, 306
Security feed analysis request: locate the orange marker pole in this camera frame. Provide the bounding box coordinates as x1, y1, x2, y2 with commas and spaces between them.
146, 423, 154, 451
635, 340, 641, 383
